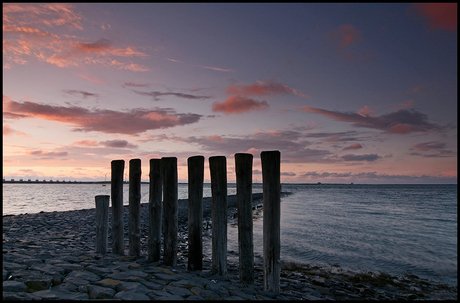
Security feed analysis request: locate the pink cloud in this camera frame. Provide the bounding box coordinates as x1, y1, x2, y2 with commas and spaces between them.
3, 124, 28, 137
343, 143, 363, 150
4, 97, 202, 135
302, 105, 443, 134
71, 140, 98, 147
212, 96, 269, 114
327, 24, 364, 53
357, 106, 374, 117
412, 3, 457, 31
79, 75, 110, 85
411, 141, 446, 151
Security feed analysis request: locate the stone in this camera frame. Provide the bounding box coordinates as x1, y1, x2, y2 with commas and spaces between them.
33, 289, 90, 300
117, 281, 151, 294
163, 284, 194, 297
87, 284, 117, 299
65, 270, 101, 282
114, 290, 151, 300
3, 280, 28, 292
190, 287, 221, 300
107, 270, 149, 281
24, 274, 54, 291
3, 261, 27, 271
96, 278, 123, 289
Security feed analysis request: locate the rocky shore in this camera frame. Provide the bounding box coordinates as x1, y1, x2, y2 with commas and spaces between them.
3, 193, 457, 300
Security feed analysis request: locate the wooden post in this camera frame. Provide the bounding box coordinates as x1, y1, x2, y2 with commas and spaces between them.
148, 159, 162, 262
129, 159, 141, 257
162, 157, 178, 266
187, 156, 204, 271
235, 153, 254, 285
95, 195, 110, 254
209, 156, 227, 276
261, 150, 281, 293
111, 159, 125, 255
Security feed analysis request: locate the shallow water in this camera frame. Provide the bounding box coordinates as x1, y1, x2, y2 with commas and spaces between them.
3, 183, 457, 286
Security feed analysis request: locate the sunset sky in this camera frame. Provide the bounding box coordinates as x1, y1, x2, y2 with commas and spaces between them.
3, 3, 457, 184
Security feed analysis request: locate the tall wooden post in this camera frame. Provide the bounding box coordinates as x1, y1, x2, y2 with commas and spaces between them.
209, 156, 227, 276
148, 159, 162, 262
235, 153, 254, 285
162, 157, 178, 266
261, 150, 281, 293
95, 195, 110, 254
111, 159, 125, 255
188, 156, 204, 271
129, 159, 141, 257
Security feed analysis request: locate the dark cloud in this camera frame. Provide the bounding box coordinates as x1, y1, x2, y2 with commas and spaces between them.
341, 154, 381, 161
134, 90, 211, 101
411, 141, 446, 151
63, 89, 99, 99
343, 143, 363, 150
99, 139, 137, 148
303, 106, 444, 134
4, 98, 202, 135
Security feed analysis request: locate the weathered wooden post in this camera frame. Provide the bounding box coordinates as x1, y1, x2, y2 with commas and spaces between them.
188, 155, 205, 271
129, 159, 141, 257
209, 156, 227, 276
148, 159, 162, 262
95, 195, 110, 254
111, 159, 125, 255
261, 150, 281, 292
162, 157, 178, 266
235, 153, 254, 285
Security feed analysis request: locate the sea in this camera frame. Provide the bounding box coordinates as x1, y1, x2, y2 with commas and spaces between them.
2, 183, 457, 286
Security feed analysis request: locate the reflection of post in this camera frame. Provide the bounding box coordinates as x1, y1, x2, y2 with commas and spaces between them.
111, 159, 124, 255
235, 153, 254, 285
188, 155, 204, 271
129, 159, 142, 257
162, 157, 178, 266
95, 195, 110, 254
209, 156, 227, 276
148, 159, 162, 262
261, 150, 281, 293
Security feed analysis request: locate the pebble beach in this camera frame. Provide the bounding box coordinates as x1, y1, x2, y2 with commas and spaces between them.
3, 194, 457, 301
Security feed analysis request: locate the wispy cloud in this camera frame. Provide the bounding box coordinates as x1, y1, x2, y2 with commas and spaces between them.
3, 124, 28, 137
79, 75, 110, 85
302, 106, 444, 134
133, 90, 211, 101
213, 79, 306, 115
341, 153, 380, 162
325, 24, 376, 63
411, 3, 457, 32
408, 141, 455, 158
4, 97, 202, 135
343, 143, 363, 150
3, 4, 149, 70
63, 89, 99, 99
26, 149, 69, 158
226, 79, 308, 98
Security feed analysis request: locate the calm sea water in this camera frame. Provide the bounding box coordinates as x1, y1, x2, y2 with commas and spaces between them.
3, 183, 457, 286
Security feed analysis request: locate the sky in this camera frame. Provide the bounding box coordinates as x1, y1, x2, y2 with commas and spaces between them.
3, 3, 457, 184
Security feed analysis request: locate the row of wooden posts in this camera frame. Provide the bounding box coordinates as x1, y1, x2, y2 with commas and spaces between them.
94, 150, 281, 292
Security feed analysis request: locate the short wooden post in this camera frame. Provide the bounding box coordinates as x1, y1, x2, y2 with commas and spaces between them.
129, 159, 141, 257
261, 150, 281, 293
235, 153, 254, 285
209, 156, 227, 276
111, 159, 125, 255
148, 159, 162, 262
162, 157, 178, 266
95, 195, 110, 254
188, 155, 204, 271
